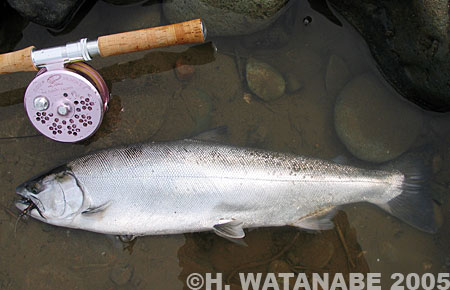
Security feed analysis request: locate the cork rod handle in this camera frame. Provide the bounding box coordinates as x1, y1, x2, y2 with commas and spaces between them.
0, 46, 36, 74
97, 18, 206, 57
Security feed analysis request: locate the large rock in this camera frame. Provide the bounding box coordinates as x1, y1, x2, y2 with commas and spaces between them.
163, 0, 291, 37
241, 1, 299, 49
0, 1, 28, 53
7, 0, 84, 28
328, 0, 450, 112
101, 0, 144, 4
335, 73, 423, 163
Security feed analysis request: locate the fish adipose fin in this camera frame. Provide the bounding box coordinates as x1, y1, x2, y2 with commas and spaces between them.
376, 159, 439, 234
292, 207, 338, 231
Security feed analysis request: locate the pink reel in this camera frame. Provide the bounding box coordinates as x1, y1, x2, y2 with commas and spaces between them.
24, 62, 110, 142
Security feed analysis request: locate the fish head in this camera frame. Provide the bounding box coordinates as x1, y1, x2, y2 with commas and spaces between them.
15, 167, 84, 221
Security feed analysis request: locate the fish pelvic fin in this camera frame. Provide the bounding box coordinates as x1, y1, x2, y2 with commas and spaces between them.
213, 219, 245, 239
291, 206, 338, 231
376, 158, 439, 234
213, 219, 248, 246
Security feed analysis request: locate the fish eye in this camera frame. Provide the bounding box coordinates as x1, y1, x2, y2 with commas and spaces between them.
25, 182, 42, 194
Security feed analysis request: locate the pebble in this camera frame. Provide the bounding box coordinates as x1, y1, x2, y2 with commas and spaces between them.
334, 73, 423, 163
246, 58, 286, 101
268, 259, 291, 273
243, 93, 252, 104
175, 57, 195, 81
285, 73, 303, 93
110, 262, 134, 286
422, 260, 433, 271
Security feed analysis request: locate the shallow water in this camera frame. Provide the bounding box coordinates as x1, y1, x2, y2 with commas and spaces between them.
0, 1, 449, 289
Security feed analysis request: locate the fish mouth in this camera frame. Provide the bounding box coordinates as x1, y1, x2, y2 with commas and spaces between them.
15, 184, 31, 211
14, 192, 45, 219
15, 196, 31, 211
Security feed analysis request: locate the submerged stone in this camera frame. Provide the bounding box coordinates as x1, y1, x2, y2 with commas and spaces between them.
328, 0, 450, 112
268, 260, 291, 274
334, 73, 423, 163
246, 58, 286, 101
285, 73, 303, 93
325, 55, 350, 97
110, 262, 134, 286
175, 57, 196, 81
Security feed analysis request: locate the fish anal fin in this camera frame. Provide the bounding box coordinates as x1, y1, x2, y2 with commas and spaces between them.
292, 207, 338, 231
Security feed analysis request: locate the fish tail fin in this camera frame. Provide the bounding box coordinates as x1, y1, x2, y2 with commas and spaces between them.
375, 158, 439, 234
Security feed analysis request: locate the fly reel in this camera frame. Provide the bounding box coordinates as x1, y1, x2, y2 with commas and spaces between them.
24, 62, 109, 142
0, 19, 206, 142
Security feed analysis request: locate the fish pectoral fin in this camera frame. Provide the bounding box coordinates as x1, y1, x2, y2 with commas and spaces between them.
81, 202, 111, 215
292, 207, 338, 231
213, 219, 245, 239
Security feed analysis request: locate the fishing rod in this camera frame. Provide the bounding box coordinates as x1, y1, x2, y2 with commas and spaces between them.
0, 19, 206, 143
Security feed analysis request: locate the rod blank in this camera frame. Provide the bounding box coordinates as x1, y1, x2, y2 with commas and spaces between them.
0, 19, 206, 75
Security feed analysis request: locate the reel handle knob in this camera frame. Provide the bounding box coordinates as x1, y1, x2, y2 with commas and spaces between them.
97, 19, 206, 57
0, 46, 37, 74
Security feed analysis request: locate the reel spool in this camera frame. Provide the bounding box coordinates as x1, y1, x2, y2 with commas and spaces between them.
24, 62, 109, 142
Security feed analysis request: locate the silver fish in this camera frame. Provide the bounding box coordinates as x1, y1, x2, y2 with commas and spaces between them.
15, 136, 437, 240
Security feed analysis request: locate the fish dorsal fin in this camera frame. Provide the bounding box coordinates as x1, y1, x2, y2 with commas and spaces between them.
213, 219, 245, 239
292, 207, 338, 231
191, 126, 228, 143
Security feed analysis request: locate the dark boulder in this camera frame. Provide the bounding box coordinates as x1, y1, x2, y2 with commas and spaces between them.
6, 0, 85, 28
328, 0, 450, 112
0, 1, 28, 53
